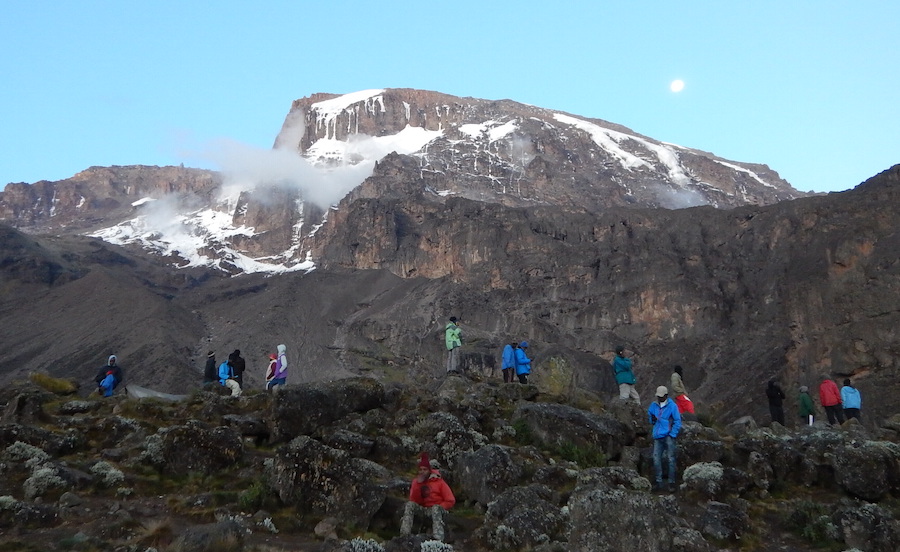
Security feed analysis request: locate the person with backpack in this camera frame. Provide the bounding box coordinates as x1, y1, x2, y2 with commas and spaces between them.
218, 358, 242, 397
840, 378, 862, 421
94, 355, 123, 395
648, 385, 682, 492
613, 345, 639, 404
228, 349, 246, 388
514, 341, 532, 384
501, 341, 518, 383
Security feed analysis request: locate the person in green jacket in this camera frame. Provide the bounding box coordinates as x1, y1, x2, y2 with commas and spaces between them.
445, 317, 462, 374
798, 385, 815, 426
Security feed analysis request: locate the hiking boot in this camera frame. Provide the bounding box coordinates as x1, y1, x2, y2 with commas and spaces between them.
668, 482, 677, 493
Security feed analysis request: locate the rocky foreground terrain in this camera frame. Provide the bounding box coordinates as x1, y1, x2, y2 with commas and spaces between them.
2, 371, 899, 552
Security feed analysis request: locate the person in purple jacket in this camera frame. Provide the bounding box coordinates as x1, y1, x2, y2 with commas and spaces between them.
267, 344, 288, 392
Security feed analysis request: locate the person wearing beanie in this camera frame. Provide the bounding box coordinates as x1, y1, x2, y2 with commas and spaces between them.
203, 351, 217, 385
445, 317, 463, 375
819, 375, 845, 426
840, 378, 862, 421
514, 341, 532, 384
612, 345, 640, 404
400, 452, 456, 541
648, 385, 681, 492
94, 354, 124, 396
798, 385, 815, 425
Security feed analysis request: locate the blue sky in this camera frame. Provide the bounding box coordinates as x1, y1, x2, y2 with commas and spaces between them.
1, 1, 897, 193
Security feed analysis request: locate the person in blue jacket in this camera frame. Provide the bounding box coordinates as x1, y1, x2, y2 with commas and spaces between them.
514, 341, 532, 384
648, 385, 682, 492
840, 378, 862, 421
218, 359, 242, 397
501, 341, 518, 383
94, 355, 124, 396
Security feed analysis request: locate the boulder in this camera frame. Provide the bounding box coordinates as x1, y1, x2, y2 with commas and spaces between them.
512, 403, 633, 462
479, 484, 566, 550
566, 486, 677, 551
457, 444, 523, 506
143, 420, 243, 475
267, 435, 389, 531
699, 500, 750, 541
267, 378, 386, 443
832, 440, 900, 501
838, 502, 900, 552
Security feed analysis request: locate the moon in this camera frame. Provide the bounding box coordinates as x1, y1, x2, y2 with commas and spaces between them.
670, 79, 685, 93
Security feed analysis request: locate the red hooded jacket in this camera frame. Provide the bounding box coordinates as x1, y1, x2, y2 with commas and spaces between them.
819, 379, 842, 407
409, 470, 456, 509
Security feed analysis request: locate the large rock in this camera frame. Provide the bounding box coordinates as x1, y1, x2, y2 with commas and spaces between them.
831, 440, 900, 501
267, 378, 386, 443
478, 484, 566, 550
512, 403, 633, 462
267, 436, 389, 531
143, 420, 243, 475
457, 444, 523, 506
566, 486, 679, 551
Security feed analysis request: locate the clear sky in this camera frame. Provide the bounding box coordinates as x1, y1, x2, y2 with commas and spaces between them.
2, 1, 897, 193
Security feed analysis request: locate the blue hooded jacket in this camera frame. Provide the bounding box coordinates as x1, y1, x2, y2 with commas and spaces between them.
648, 399, 682, 439
841, 386, 861, 409
501, 344, 516, 370
514, 346, 531, 375
218, 361, 234, 386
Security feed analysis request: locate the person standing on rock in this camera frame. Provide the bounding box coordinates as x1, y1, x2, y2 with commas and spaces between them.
264, 353, 277, 389
515, 341, 533, 384
203, 351, 217, 386
501, 341, 518, 383
766, 380, 786, 426
267, 344, 288, 391
94, 355, 124, 394
445, 317, 463, 374
400, 452, 455, 542
798, 385, 815, 425
670, 365, 695, 415
840, 379, 862, 421
613, 345, 640, 404
228, 349, 246, 389
819, 375, 845, 425
648, 385, 681, 492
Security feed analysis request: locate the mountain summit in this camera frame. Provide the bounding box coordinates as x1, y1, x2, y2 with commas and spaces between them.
0, 89, 806, 275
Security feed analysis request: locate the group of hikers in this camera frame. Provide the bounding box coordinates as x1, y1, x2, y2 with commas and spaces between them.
770, 376, 862, 427
202, 345, 289, 396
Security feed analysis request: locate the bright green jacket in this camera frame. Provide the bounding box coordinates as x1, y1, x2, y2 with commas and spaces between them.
445, 322, 462, 350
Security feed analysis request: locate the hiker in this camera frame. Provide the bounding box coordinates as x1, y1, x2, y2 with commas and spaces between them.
264, 353, 277, 389
840, 379, 862, 421
218, 358, 242, 397
613, 345, 640, 403
648, 385, 682, 492
819, 375, 845, 425
228, 349, 246, 388
94, 355, 124, 395
798, 385, 815, 426
203, 351, 217, 385
515, 341, 532, 384
501, 341, 518, 383
670, 365, 695, 415
400, 452, 455, 542
267, 344, 288, 391
98, 370, 116, 397
445, 317, 462, 374
766, 380, 786, 426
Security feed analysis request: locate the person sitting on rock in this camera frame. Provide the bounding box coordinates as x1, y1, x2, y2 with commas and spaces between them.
218, 359, 242, 397
400, 452, 455, 542
94, 355, 123, 395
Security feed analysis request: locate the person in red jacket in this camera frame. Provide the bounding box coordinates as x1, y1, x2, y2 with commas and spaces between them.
400, 452, 455, 541
819, 375, 845, 426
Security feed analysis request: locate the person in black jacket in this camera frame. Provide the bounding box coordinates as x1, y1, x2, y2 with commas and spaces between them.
94, 355, 124, 393
228, 349, 246, 388
766, 379, 786, 426
203, 351, 217, 385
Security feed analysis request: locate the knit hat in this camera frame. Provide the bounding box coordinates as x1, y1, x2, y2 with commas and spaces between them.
449, 316, 458, 323
269, 353, 277, 360
615, 345, 625, 354
799, 385, 809, 393
655, 385, 668, 397
418, 452, 431, 468
207, 351, 214, 357
519, 341, 529, 348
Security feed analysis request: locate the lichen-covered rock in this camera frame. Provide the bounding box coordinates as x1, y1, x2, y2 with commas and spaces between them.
838, 502, 900, 552
699, 500, 749, 541
746, 451, 773, 493
410, 411, 486, 469
832, 440, 900, 501
168, 519, 245, 552
0, 495, 59, 530
267, 378, 386, 443
324, 429, 376, 458
577, 466, 650, 492
457, 444, 522, 506
478, 484, 565, 551
567, 486, 676, 551
512, 403, 632, 462
267, 435, 389, 531
681, 462, 723, 497
143, 420, 243, 475
0, 423, 82, 455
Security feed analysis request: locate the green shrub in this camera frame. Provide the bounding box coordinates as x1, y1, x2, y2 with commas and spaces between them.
29, 372, 78, 395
